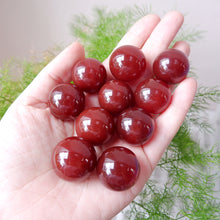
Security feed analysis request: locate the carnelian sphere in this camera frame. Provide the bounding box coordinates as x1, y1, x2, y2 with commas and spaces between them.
52, 137, 97, 180
153, 48, 189, 84
135, 79, 171, 114
98, 80, 134, 114
76, 107, 114, 145
109, 45, 146, 81
97, 146, 140, 191
48, 83, 85, 121
72, 58, 107, 93
117, 107, 155, 144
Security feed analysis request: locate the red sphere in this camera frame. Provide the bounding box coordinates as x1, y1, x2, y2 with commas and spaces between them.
76, 107, 114, 145
109, 45, 146, 81
97, 146, 140, 191
72, 58, 107, 93
98, 80, 134, 114
135, 79, 171, 114
52, 137, 97, 180
117, 107, 155, 144
153, 48, 189, 84
48, 83, 85, 120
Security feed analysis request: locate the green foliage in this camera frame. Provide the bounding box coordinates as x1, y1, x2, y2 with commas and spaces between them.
186, 86, 220, 133
191, 86, 220, 112
71, 6, 152, 62
0, 60, 21, 117
0, 5, 220, 219
0, 51, 55, 118
171, 25, 205, 47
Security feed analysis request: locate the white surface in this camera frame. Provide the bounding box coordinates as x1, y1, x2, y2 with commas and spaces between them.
0, 0, 220, 87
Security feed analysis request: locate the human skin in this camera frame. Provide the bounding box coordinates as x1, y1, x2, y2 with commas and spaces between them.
0, 11, 197, 220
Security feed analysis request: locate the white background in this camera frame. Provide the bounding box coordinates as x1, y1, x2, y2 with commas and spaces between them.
0, 0, 220, 87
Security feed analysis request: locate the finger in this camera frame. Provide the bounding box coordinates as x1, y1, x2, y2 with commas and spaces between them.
19, 42, 85, 107
172, 40, 191, 56
116, 14, 161, 48
142, 11, 184, 65
143, 77, 197, 169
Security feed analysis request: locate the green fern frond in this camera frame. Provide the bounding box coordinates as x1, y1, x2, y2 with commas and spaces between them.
191, 86, 220, 111
0, 52, 54, 119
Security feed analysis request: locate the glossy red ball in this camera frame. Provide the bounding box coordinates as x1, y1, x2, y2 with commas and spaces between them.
98, 80, 134, 114
52, 137, 97, 179
97, 146, 140, 191
153, 48, 189, 84
109, 45, 146, 81
72, 58, 107, 93
48, 83, 85, 120
117, 107, 155, 144
135, 79, 171, 114
76, 107, 114, 145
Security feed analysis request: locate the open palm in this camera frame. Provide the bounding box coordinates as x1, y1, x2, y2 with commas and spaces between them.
0, 11, 197, 220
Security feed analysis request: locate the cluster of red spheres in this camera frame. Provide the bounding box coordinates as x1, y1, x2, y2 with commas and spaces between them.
49, 45, 189, 191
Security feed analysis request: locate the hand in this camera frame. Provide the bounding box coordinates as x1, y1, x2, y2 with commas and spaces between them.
0, 11, 197, 220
